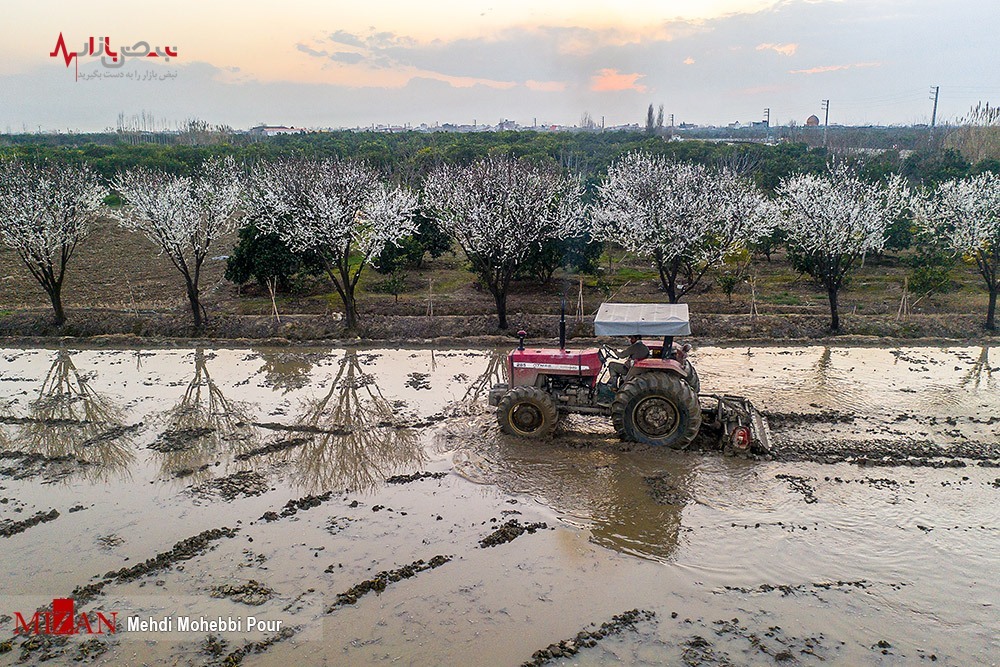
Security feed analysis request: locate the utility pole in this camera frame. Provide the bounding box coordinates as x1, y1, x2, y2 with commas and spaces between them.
821, 99, 830, 147
763, 107, 770, 128
669, 113, 674, 128
929, 85, 940, 127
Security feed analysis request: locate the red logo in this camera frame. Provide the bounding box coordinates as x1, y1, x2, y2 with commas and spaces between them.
49, 32, 179, 81
13, 599, 117, 635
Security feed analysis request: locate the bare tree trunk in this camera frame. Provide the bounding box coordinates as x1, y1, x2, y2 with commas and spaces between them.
655, 252, 680, 303
492, 288, 508, 330
48, 284, 66, 326
342, 285, 359, 331
987, 286, 997, 331
827, 285, 840, 331
186, 280, 203, 329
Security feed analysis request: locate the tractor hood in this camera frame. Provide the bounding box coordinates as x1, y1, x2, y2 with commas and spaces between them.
593, 303, 691, 337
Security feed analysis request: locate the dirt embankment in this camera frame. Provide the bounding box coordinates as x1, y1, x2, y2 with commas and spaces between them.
1, 310, 996, 348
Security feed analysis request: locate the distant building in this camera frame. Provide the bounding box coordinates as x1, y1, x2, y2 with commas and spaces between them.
249, 125, 306, 137
806, 115, 820, 127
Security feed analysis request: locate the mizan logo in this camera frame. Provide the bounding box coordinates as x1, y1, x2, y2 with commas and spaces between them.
13, 599, 117, 636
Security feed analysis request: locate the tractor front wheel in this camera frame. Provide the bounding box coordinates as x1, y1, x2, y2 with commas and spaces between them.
612, 373, 701, 448
497, 386, 559, 438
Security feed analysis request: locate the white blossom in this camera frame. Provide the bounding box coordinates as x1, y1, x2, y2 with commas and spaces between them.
111, 156, 243, 327
777, 163, 908, 259
0, 159, 106, 324
592, 152, 774, 301
913, 171, 1000, 329
423, 155, 584, 328
775, 162, 909, 329
245, 159, 417, 329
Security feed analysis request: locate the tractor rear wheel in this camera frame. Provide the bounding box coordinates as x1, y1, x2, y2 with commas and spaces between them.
612, 372, 701, 448
685, 362, 701, 394
497, 386, 559, 438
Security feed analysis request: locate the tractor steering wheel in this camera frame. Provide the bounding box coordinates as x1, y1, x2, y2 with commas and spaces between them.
599, 344, 617, 363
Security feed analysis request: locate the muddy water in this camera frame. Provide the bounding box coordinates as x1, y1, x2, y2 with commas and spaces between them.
0, 345, 998, 666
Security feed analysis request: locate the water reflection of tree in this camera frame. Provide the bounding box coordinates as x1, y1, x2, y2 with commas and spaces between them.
455, 348, 508, 410
792, 346, 867, 408
154, 349, 259, 480
254, 349, 317, 394
960, 347, 996, 390
16, 349, 135, 481
287, 350, 423, 494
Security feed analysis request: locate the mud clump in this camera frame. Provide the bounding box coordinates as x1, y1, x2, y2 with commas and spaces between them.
202, 634, 230, 658
522, 609, 656, 666
13, 634, 70, 662
0, 451, 86, 480
0, 509, 59, 537
405, 372, 431, 390
385, 471, 447, 485
80, 423, 141, 448
211, 580, 275, 606
775, 474, 818, 503
326, 556, 451, 612
766, 410, 856, 428
149, 427, 215, 452
260, 491, 334, 522
775, 436, 1000, 468
174, 464, 211, 478
479, 519, 548, 548
74, 637, 108, 661
679, 617, 835, 665
71, 527, 239, 604
234, 437, 310, 461
219, 627, 295, 666
644, 474, 687, 505
724, 580, 871, 597
194, 471, 269, 501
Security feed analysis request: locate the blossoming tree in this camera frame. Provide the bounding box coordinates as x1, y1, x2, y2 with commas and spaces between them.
423, 155, 584, 329
112, 156, 243, 329
592, 152, 775, 303
0, 160, 106, 325
915, 172, 1000, 330
776, 163, 909, 331
245, 159, 417, 331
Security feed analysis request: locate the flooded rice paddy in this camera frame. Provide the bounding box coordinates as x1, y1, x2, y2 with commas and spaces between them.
0, 344, 998, 666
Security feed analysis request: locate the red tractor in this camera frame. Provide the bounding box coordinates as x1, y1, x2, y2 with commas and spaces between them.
488, 303, 770, 454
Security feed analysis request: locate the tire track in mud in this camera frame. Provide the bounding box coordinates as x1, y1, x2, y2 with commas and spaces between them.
764, 408, 1000, 467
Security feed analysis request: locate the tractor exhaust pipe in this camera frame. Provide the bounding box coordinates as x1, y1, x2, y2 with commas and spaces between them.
559, 298, 567, 351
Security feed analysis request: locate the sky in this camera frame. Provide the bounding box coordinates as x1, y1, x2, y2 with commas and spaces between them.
1, 0, 999, 133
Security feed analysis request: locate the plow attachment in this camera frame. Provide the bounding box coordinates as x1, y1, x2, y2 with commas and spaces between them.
699, 394, 773, 456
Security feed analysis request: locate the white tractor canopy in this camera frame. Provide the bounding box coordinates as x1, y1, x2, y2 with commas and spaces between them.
593, 303, 691, 337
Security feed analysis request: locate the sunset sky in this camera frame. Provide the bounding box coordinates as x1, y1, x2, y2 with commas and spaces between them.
2, 0, 998, 132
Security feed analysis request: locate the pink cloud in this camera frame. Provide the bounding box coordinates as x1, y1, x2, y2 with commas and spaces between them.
790, 61, 882, 75
590, 68, 647, 93
683, 57, 696, 65
756, 42, 798, 56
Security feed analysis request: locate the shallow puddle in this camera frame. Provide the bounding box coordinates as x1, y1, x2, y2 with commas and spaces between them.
0, 344, 998, 665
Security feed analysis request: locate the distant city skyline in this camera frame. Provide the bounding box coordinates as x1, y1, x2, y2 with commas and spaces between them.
2, 0, 998, 133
